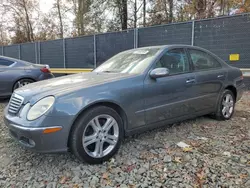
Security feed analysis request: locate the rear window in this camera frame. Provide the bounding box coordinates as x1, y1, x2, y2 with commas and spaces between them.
189, 49, 221, 70
0, 59, 14, 66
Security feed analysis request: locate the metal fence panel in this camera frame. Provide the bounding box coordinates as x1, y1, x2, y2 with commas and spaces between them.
138, 22, 192, 47
65, 36, 94, 68
40, 39, 64, 68
96, 30, 134, 66
0, 46, 3, 55
20, 42, 36, 63
194, 14, 250, 68
3, 45, 19, 59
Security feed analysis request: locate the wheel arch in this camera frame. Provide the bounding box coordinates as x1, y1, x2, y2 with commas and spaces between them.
224, 85, 237, 100
12, 77, 36, 91
67, 100, 128, 148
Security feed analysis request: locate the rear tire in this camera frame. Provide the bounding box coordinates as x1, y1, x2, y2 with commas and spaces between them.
69, 106, 124, 164
214, 89, 235, 120
13, 78, 34, 91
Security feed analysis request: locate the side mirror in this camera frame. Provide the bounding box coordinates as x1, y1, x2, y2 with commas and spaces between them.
150, 68, 169, 79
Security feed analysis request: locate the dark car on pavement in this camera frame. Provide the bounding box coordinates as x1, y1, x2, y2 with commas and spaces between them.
4, 45, 245, 164
0, 56, 54, 97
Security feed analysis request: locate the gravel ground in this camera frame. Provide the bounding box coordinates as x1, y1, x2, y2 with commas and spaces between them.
0, 93, 250, 188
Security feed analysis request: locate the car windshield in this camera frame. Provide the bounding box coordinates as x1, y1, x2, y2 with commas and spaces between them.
93, 48, 161, 74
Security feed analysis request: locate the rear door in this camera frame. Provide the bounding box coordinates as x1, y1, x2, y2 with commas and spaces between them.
0, 58, 16, 96
143, 48, 197, 124
187, 48, 226, 112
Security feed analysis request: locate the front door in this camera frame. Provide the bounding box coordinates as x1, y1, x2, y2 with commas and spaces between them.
143, 48, 196, 124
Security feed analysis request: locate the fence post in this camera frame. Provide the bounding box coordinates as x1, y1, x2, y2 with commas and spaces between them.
18, 44, 21, 59
2, 46, 4, 56
134, 29, 136, 48
136, 28, 138, 48
134, 28, 138, 48
35, 42, 38, 64
38, 41, 41, 64
191, 20, 195, 46
63, 38, 66, 68
93, 35, 97, 68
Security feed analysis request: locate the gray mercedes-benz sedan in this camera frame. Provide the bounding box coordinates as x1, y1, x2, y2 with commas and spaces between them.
4, 45, 245, 164
0, 56, 54, 98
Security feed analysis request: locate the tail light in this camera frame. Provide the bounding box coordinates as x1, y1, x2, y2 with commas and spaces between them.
40, 67, 51, 73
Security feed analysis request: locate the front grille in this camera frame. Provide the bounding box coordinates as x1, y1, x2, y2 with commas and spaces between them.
8, 94, 24, 114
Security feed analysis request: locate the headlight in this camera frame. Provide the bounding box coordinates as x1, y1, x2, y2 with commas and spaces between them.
27, 96, 55, 121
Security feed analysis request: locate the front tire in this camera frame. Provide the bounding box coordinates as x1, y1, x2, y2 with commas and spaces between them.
69, 106, 124, 164
215, 89, 235, 120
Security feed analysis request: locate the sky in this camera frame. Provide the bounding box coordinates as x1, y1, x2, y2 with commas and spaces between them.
39, 0, 54, 13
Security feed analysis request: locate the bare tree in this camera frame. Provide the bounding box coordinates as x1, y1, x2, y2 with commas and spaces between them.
147, 0, 169, 25
35, 14, 58, 41
56, 0, 64, 38
168, 0, 173, 23
134, 0, 137, 28
131, 0, 144, 28
70, 0, 92, 35
207, 0, 218, 18
0, 4, 10, 45
143, 0, 146, 26
108, 0, 128, 30
219, 0, 225, 15
3, 0, 37, 42
1, 0, 249, 44
195, 0, 207, 19
121, 0, 128, 30
22, 0, 34, 41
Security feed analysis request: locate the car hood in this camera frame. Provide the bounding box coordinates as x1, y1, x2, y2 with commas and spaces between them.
15, 72, 134, 103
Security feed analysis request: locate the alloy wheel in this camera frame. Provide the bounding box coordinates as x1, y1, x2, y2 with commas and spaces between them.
17, 81, 31, 88
14, 79, 33, 90
222, 93, 234, 118
82, 114, 119, 158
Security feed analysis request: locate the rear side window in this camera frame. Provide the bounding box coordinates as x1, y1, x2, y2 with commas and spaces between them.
155, 48, 190, 75
0, 59, 14, 66
189, 49, 221, 71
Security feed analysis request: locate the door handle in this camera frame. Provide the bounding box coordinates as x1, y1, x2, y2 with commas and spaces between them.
186, 79, 195, 84
217, 74, 224, 78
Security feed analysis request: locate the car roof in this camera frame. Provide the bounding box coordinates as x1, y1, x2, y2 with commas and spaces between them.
0, 55, 32, 66
0, 55, 19, 61
134, 44, 207, 51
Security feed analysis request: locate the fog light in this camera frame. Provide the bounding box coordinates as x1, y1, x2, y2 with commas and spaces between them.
20, 137, 35, 147
29, 139, 35, 146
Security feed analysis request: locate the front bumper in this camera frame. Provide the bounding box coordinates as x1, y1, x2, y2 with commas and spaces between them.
4, 110, 72, 153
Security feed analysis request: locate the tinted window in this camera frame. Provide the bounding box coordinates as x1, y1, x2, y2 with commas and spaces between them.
189, 49, 221, 70
0, 59, 14, 66
155, 48, 189, 75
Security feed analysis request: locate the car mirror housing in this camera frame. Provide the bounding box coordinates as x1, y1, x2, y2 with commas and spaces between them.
150, 68, 170, 79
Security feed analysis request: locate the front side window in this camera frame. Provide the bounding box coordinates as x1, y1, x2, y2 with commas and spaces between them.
155, 48, 189, 75
189, 49, 221, 71
0, 59, 14, 66
94, 48, 161, 74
